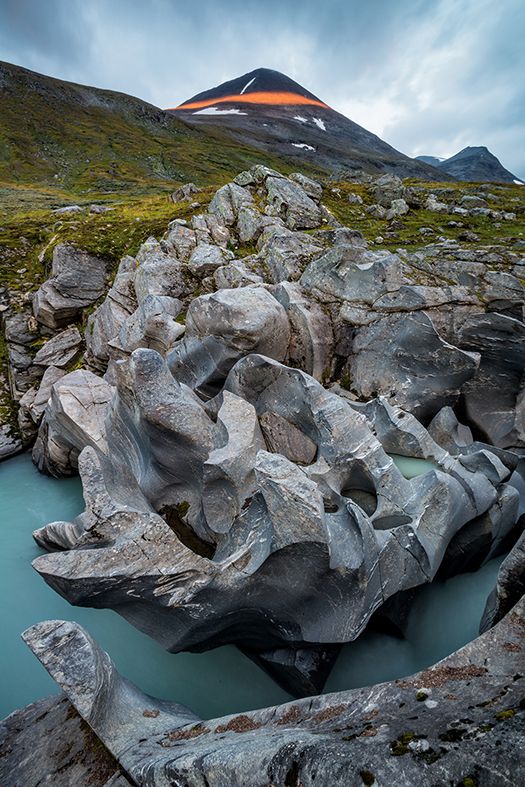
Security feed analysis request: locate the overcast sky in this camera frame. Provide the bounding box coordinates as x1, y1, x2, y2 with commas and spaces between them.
1, 0, 524, 178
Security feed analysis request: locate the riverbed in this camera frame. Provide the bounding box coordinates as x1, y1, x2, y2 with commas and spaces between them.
0, 452, 503, 720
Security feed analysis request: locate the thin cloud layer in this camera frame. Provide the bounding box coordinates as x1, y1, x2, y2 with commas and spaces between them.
0, 0, 523, 177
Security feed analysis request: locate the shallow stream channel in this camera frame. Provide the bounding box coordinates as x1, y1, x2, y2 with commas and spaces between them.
0, 452, 503, 720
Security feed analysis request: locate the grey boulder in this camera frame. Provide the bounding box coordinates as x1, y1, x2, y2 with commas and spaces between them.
33, 244, 110, 329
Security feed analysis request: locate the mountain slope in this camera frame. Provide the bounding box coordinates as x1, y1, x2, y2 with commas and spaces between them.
416, 155, 445, 167
170, 68, 445, 180
0, 61, 317, 192
416, 147, 524, 184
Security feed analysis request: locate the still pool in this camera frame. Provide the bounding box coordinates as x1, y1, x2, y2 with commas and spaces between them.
0, 453, 503, 720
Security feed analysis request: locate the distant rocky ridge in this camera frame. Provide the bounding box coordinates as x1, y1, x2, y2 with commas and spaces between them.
417, 146, 524, 184
1, 166, 525, 784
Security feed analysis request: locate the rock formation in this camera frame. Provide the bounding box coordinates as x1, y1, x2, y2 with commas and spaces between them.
33, 243, 111, 330
2, 165, 525, 784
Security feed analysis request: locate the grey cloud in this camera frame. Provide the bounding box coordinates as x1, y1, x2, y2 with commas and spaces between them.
0, 0, 90, 67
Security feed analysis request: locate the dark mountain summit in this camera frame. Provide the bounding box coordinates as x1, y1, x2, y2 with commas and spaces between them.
170, 68, 444, 179
175, 67, 327, 111
417, 146, 524, 184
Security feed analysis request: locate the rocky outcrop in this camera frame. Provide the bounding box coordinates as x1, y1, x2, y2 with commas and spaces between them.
85, 256, 138, 373
27, 168, 525, 685
0, 693, 133, 787
349, 311, 480, 421
167, 287, 290, 397
33, 370, 112, 476
33, 243, 110, 330
30, 351, 516, 677
32, 326, 82, 369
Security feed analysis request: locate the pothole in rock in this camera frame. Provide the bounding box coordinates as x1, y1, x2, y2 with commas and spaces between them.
340, 463, 379, 516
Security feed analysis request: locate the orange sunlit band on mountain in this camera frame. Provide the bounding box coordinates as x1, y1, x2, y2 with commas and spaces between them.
170, 91, 329, 111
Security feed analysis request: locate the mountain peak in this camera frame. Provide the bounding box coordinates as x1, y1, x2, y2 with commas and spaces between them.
171, 67, 329, 111
417, 145, 523, 183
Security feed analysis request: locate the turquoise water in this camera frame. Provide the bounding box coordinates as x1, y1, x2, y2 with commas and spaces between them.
0, 453, 503, 721
326, 558, 502, 692
390, 453, 438, 478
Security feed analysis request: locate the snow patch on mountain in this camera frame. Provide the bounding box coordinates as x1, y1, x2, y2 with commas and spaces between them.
292, 142, 315, 151
312, 117, 326, 131
194, 107, 248, 116
514, 179, 524, 185
294, 115, 308, 123
240, 77, 256, 94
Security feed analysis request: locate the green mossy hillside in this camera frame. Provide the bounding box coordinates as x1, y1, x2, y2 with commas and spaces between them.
0, 60, 318, 193
0, 186, 217, 296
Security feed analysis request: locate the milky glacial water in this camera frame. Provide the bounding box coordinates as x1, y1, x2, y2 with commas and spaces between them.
0, 452, 503, 721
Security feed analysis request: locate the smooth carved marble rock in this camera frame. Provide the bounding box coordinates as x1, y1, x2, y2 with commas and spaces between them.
300, 242, 408, 306
167, 287, 290, 397
272, 281, 333, 382
12, 167, 525, 753
85, 255, 138, 373
349, 311, 480, 422
22, 621, 199, 765
33, 243, 110, 329
202, 390, 265, 535
31, 354, 512, 668
15, 599, 525, 787
33, 370, 113, 477
480, 529, 525, 632
114, 294, 184, 358
457, 312, 525, 448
